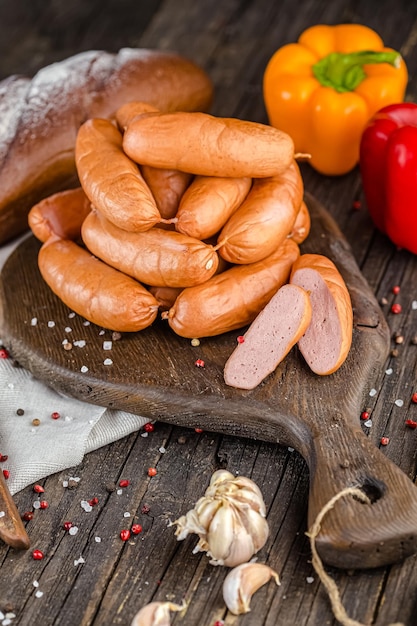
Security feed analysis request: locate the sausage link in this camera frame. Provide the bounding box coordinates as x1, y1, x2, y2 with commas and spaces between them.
28, 187, 91, 243
75, 118, 162, 232
164, 238, 300, 338
175, 175, 252, 240
81, 209, 219, 288
290, 253, 353, 375
123, 111, 294, 178
38, 238, 159, 332
217, 160, 303, 264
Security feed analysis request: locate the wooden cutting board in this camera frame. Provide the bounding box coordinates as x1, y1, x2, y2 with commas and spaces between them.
1, 193, 417, 570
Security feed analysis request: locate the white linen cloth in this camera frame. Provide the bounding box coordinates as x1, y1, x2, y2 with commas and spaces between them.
0, 236, 149, 495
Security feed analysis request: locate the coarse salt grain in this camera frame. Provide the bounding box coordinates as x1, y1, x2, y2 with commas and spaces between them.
47, 321, 55, 328
141, 432, 148, 438
385, 368, 393, 375
31, 318, 38, 326
99, 330, 105, 336
159, 446, 166, 454
364, 419, 373, 428
81, 501, 93, 512
64, 415, 74, 422
412, 300, 417, 310
83, 321, 90, 326
68, 526, 79, 536
73, 340, 86, 348
369, 388, 377, 397
33, 580, 39, 587
123, 512, 131, 518
395, 399, 404, 407
103, 358, 113, 365
0, 512, 4, 518
80, 366, 89, 373
116, 489, 123, 495
95, 537, 102, 543
65, 327, 72, 333
74, 556, 85, 566
68, 312, 76, 318
306, 576, 314, 584
35, 591, 43, 598
103, 341, 112, 350
33, 501, 41, 509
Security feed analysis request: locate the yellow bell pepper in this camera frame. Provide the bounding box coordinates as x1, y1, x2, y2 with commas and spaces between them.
263, 24, 408, 175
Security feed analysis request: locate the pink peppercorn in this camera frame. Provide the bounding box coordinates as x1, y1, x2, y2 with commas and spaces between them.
32, 549, 44, 560
33, 484, 45, 494
411, 393, 417, 404
143, 422, 155, 432
391, 303, 402, 314
380, 437, 390, 446
0, 348, 9, 359
51, 412, 60, 420
88, 497, 99, 506
131, 524, 143, 535
392, 285, 401, 295
22, 511, 34, 521
405, 419, 417, 429
63, 521, 73, 531
119, 479, 130, 488
39, 501, 49, 509
2, 470, 9, 480
120, 529, 131, 541
195, 358, 205, 368
0, 454, 8, 462
360, 411, 369, 420
237, 335, 245, 344
147, 467, 157, 477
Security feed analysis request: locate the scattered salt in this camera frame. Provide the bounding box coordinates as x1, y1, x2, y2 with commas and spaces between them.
31, 317, 38, 326
0, 512, 5, 518
395, 399, 404, 407
95, 537, 102, 543
141, 432, 149, 438
159, 446, 166, 454
364, 419, 373, 428
103, 341, 112, 350
116, 489, 123, 495
99, 330, 105, 336
74, 556, 85, 566
33, 501, 41, 509
412, 300, 417, 310
47, 321, 55, 328
64, 327, 72, 333
369, 388, 377, 397
35, 590, 43, 598
385, 368, 393, 375
80, 365, 89, 373
64, 415, 74, 422
68, 312, 76, 318
306, 576, 314, 584
33, 580, 39, 588
123, 512, 131, 518
103, 358, 113, 365
81, 501, 93, 512
68, 526, 79, 536
83, 321, 90, 326
62, 480, 69, 488
73, 340, 86, 348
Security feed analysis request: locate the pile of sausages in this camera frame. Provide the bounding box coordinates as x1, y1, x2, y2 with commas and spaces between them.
29, 103, 353, 388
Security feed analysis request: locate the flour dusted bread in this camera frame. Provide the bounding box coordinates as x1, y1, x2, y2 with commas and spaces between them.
0, 48, 213, 245
290, 253, 353, 375
224, 283, 312, 389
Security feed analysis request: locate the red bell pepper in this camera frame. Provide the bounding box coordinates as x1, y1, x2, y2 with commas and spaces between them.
360, 103, 417, 254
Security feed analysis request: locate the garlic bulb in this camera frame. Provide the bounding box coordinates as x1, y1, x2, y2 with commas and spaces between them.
222, 562, 280, 615
172, 469, 269, 567
131, 600, 186, 626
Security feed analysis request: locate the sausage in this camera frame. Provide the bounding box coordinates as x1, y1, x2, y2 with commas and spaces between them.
175, 175, 252, 240
81, 209, 219, 288
217, 160, 303, 264
28, 187, 91, 243
290, 254, 353, 375
288, 199, 311, 245
75, 118, 165, 232
38, 238, 159, 332
163, 238, 300, 338
123, 111, 294, 178
224, 284, 312, 389
0, 48, 213, 246
116, 101, 193, 220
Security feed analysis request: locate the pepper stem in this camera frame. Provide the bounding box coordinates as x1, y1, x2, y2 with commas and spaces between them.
312, 50, 401, 93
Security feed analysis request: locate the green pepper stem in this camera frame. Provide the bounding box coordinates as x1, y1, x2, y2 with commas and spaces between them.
312, 50, 401, 93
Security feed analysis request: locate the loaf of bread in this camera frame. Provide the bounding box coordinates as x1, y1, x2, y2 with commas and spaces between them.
0, 48, 213, 245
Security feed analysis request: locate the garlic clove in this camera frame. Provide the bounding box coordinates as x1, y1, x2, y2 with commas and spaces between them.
213, 511, 256, 567
222, 563, 280, 615
194, 495, 222, 530
232, 477, 267, 514
131, 600, 187, 626
206, 501, 238, 565
225, 486, 267, 516
237, 505, 269, 553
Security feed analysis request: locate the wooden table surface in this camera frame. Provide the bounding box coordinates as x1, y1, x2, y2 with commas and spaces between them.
1, 1, 417, 625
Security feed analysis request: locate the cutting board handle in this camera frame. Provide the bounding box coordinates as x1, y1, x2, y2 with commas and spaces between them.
307, 421, 417, 569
